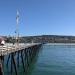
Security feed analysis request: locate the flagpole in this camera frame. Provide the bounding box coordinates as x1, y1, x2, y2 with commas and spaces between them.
16, 10, 19, 46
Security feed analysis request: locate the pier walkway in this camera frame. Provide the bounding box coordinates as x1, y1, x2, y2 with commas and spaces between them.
0, 43, 41, 56
0, 43, 42, 75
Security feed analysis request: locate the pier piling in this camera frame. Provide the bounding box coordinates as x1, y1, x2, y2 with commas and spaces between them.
0, 43, 42, 75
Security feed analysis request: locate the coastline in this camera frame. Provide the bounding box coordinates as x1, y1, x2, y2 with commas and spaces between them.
45, 43, 75, 45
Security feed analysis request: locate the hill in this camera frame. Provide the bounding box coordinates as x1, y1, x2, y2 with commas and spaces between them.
6, 35, 75, 43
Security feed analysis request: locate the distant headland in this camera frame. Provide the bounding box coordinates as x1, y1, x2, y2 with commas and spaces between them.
3, 35, 75, 43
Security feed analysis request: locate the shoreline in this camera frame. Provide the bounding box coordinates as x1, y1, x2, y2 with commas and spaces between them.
45, 43, 75, 45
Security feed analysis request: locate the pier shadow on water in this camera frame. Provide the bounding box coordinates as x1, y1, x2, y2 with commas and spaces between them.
2, 45, 41, 75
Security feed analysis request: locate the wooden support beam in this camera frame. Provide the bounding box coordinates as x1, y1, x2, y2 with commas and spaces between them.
17, 51, 19, 68
21, 50, 25, 72
11, 53, 18, 75
0, 56, 4, 75
6, 54, 10, 67
11, 54, 13, 75
0, 62, 3, 75
28, 48, 32, 62
26, 49, 29, 67
24, 49, 27, 61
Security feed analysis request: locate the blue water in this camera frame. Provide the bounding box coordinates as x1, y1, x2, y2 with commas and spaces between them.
3, 44, 75, 75
31, 44, 75, 75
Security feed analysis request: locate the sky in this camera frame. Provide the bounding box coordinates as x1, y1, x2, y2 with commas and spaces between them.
0, 0, 75, 36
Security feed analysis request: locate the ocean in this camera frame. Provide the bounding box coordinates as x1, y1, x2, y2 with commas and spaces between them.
4, 43, 75, 75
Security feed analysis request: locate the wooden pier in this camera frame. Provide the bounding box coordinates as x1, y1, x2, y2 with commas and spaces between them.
0, 43, 42, 75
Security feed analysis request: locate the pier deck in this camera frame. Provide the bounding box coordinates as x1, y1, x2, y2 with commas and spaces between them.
0, 43, 41, 56
0, 43, 42, 75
